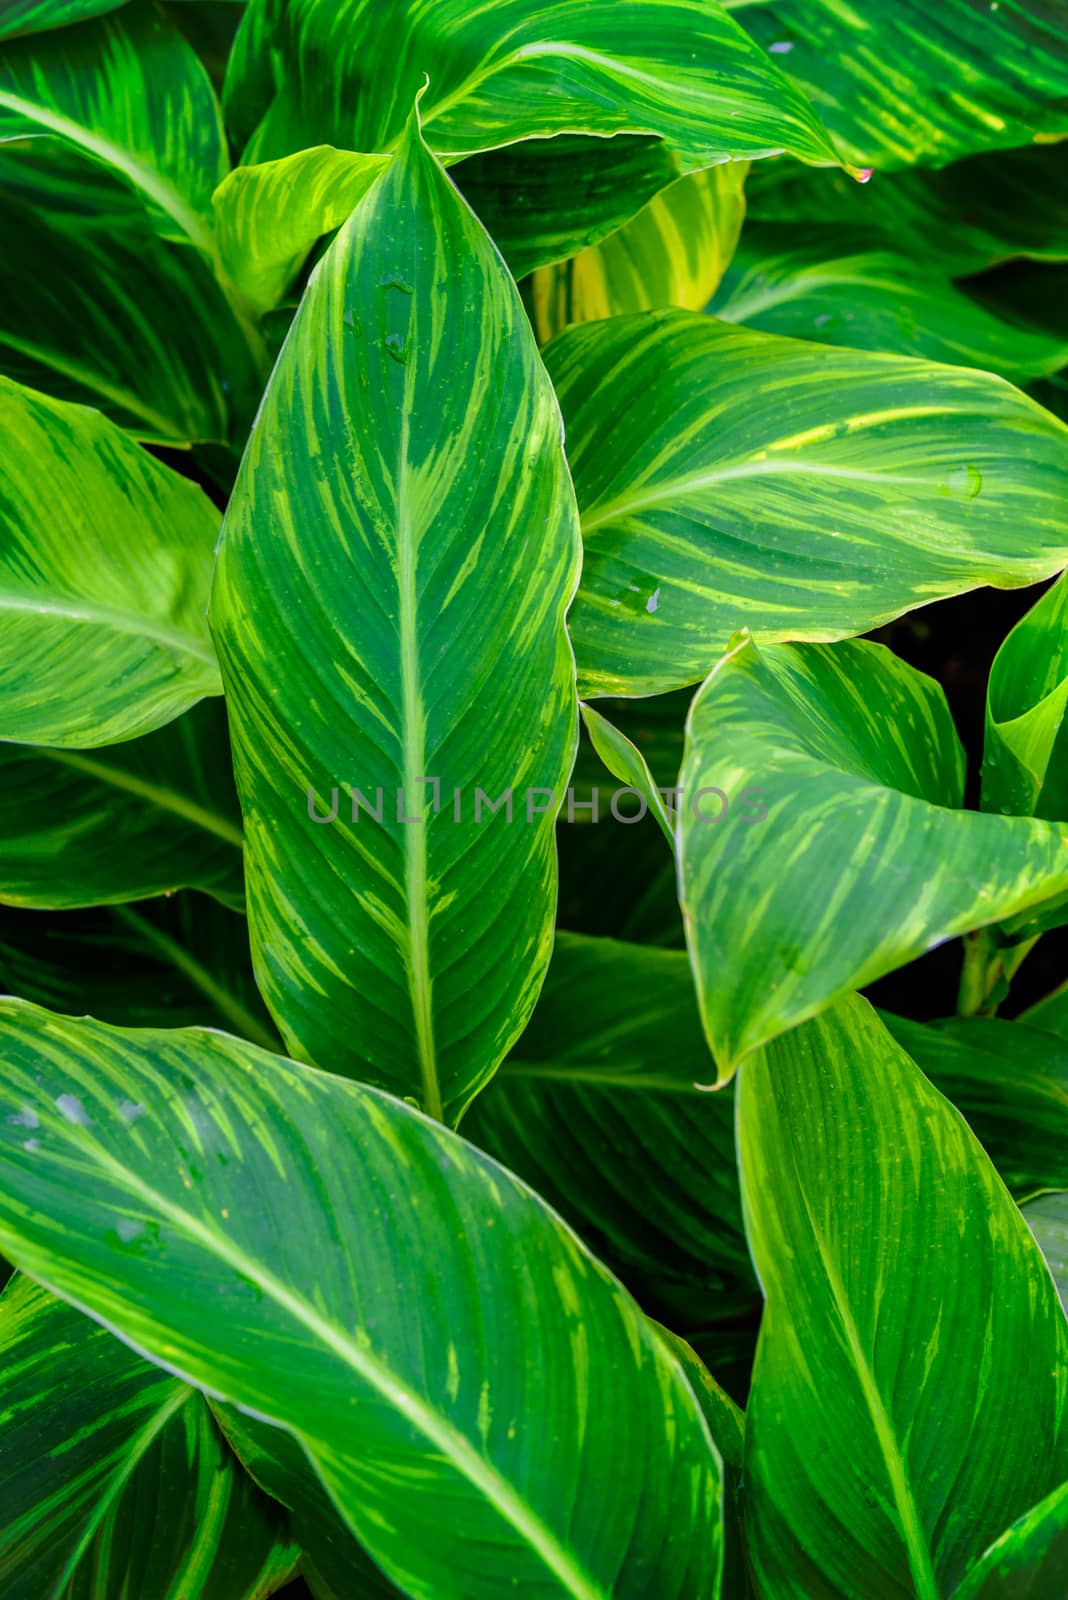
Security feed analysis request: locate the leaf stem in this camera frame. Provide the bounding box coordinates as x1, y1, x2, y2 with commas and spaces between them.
957, 927, 1039, 1018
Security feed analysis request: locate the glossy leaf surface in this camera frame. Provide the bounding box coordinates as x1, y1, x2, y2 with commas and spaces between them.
0, 1003, 724, 1600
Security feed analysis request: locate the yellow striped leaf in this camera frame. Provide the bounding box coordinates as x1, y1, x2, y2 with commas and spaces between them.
211, 111, 581, 1124
731, 0, 1068, 167
0, 1275, 298, 1600
739, 996, 1068, 1599
545, 311, 1068, 696
0, 0, 125, 40
530, 164, 748, 342
678, 636, 1068, 1076
0, 1003, 726, 1600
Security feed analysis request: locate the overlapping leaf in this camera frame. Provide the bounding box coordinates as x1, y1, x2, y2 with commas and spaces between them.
212, 113, 581, 1123
739, 996, 1068, 1599
0, 702, 243, 910
983, 573, 1068, 822
1024, 1192, 1068, 1314
0, 379, 221, 746
732, 0, 1068, 167
710, 225, 1068, 383
0, 1003, 725, 1600
225, 0, 839, 168
678, 636, 1068, 1075
545, 310, 1068, 696
952, 1482, 1068, 1600
530, 165, 747, 342
0, 0, 127, 41
0, 1274, 298, 1599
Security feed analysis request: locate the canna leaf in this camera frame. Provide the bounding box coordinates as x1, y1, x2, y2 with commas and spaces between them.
530, 165, 748, 342
951, 1481, 1068, 1600
732, 0, 1068, 168
0, 702, 244, 911
212, 111, 581, 1123
0, 379, 221, 747
544, 310, 1068, 696
578, 704, 674, 844
983, 573, 1068, 822
224, 0, 840, 169
709, 224, 1068, 384
0, 2, 225, 251
0, 1002, 725, 1600
0, 0, 127, 41
739, 995, 1068, 1599
1023, 1192, 1068, 1314
0, 1274, 299, 1599
678, 636, 1068, 1075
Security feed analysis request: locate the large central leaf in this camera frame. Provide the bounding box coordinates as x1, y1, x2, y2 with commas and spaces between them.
211, 112, 581, 1123
0, 1003, 724, 1600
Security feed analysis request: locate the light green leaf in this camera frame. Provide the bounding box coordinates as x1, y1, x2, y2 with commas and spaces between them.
212, 146, 388, 314
0, 702, 244, 910
226, 0, 839, 169
0, 379, 221, 746
1024, 1192, 1068, 1315
952, 1481, 1068, 1600
678, 636, 1068, 1075
530, 164, 747, 342
545, 310, 1068, 696
710, 224, 1068, 383
739, 995, 1068, 1599
0, 1274, 299, 1600
880, 1013, 1068, 1200
0, 0, 127, 40
0, 1002, 725, 1600
0, 1, 225, 250
746, 143, 1068, 278
212, 113, 580, 1124
730, 0, 1068, 167
464, 932, 756, 1325
578, 704, 674, 843
983, 573, 1068, 822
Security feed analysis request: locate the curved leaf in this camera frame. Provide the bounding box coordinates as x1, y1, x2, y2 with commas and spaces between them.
739, 996, 1068, 1599
983, 572, 1068, 822
678, 636, 1068, 1075
0, 702, 243, 910
733, 0, 1068, 167
545, 309, 1068, 696
0, 1, 225, 250
0, 379, 221, 746
710, 224, 1068, 383
0, 0, 127, 41
226, 0, 839, 169
952, 1481, 1068, 1600
212, 113, 580, 1123
1021, 981, 1068, 1040
530, 165, 747, 342
0, 1002, 725, 1600
880, 1013, 1068, 1200
0, 1274, 298, 1599
464, 933, 756, 1324
578, 704, 674, 843
1024, 1192, 1068, 1314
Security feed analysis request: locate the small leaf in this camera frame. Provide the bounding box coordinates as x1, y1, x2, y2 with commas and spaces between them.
983, 572, 1068, 821
951, 1481, 1068, 1600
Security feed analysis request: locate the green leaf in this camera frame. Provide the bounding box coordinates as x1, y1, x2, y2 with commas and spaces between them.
212, 146, 388, 314
678, 636, 1068, 1075
880, 1013, 1068, 1200
0, 379, 222, 746
732, 0, 1068, 167
1021, 981, 1068, 1040
738, 995, 1068, 1599
530, 165, 747, 342
0, 1274, 299, 1599
464, 932, 756, 1325
578, 705, 674, 844
0, 0, 127, 40
709, 224, 1068, 384
0, 895, 277, 1047
212, 113, 581, 1124
544, 310, 1068, 696
0, 1002, 725, 1600
746, 143, 1068, 278
983, 573, 1068, 822
226, 0, 840, 169
0, 2, 225, 251
0, 174, 263, 446
0, 702, 244, 911
1024, 1192, 1068, 1315
951, 1481, 1068, 1600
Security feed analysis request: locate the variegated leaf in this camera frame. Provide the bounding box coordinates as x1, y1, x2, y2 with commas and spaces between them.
544, 311, 1068, 695
678, 636, 1068, 1076
0, 1003, 725, 1600
1024, 1192, 1068, 1316
0, 0, 126, 41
